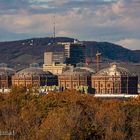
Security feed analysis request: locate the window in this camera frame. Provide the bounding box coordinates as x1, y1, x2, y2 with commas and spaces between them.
73, 84, 77, 87
110, 88, 113, 94
100, 89, 103, 94
107, 84, 110, 87
115, 89, 118, 93
107, 89, 110, 94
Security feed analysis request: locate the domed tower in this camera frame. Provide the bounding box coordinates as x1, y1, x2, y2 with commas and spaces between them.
0, 63, 15, 88
92, 63, 138, 94
12, 63, 58, 87
58, 67, 94, 90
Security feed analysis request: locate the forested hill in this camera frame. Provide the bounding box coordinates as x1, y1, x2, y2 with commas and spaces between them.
0, 37, 74, 68
85, 41, 140, 62
0, 91, 140, 140
0, 37, 140, 68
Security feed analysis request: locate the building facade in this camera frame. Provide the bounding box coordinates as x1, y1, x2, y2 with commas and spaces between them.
58, 68, 93, 90
43, 63, 70, 75
12, 65, 58, 87
0, 64, 15, 88
44, 43, 86, 66
65, 43, 86, 66
44, 44, 66, 65
44, 51, 65, 65
92, 64, 138, 94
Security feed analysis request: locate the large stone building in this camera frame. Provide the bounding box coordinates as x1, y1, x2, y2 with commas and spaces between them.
58, 67, 94, 90
92, 64, 138, 94
12, 64, 58, 87
0, 64, 15, 89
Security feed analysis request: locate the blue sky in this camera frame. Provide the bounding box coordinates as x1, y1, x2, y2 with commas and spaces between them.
0, 0, 140, 50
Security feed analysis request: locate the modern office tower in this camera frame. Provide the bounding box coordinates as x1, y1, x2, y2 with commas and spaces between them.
62, 42, 86, 66
58, 40, 86, 66
43, 40, 86, 75
43, 44, 67, 75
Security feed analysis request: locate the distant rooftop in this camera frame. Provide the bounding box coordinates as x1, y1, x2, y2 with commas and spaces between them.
46, 44, 64, 52
15, 63, 53, 76
0, 63, 15, 76
95, 63, 136, 76
61, 67, 93, 76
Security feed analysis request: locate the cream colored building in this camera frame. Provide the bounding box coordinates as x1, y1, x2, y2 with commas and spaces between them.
44, 51, 65, 65
43, 63, 72, 75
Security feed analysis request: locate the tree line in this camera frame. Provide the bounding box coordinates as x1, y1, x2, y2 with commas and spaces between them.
0, 88, 140, 140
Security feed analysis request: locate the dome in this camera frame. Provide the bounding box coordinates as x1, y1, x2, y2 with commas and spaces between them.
16, 67, 53, 76
76, 67, 95, 73
95, 64, 134, 76
62, 67, 92, 76
0, 64, 15, 76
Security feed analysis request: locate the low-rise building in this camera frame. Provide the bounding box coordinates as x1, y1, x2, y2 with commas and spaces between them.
43, 63, 71, 75
58, 67, 94, 90
12, 64, 58, 87
0, 64, 15, 89
92, 64, 138, 94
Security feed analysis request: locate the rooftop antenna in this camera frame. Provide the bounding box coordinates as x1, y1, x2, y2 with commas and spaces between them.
53, 15, 56, 44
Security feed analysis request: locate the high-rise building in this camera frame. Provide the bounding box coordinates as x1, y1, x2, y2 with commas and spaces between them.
44, 44, 66, 65
43, 41, 86, 75
65, 43, 86, 66
64, 44, 70, 58
43, 44, 67, 75
58, 40, 86, 66
44, 52, 65, 65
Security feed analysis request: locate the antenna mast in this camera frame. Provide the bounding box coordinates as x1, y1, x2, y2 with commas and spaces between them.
53, 15, 56, 43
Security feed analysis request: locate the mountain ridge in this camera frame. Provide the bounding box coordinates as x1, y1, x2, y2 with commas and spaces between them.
0, 37, 140, 68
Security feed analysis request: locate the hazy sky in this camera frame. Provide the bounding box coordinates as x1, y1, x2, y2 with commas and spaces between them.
0, 0, 140, 50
